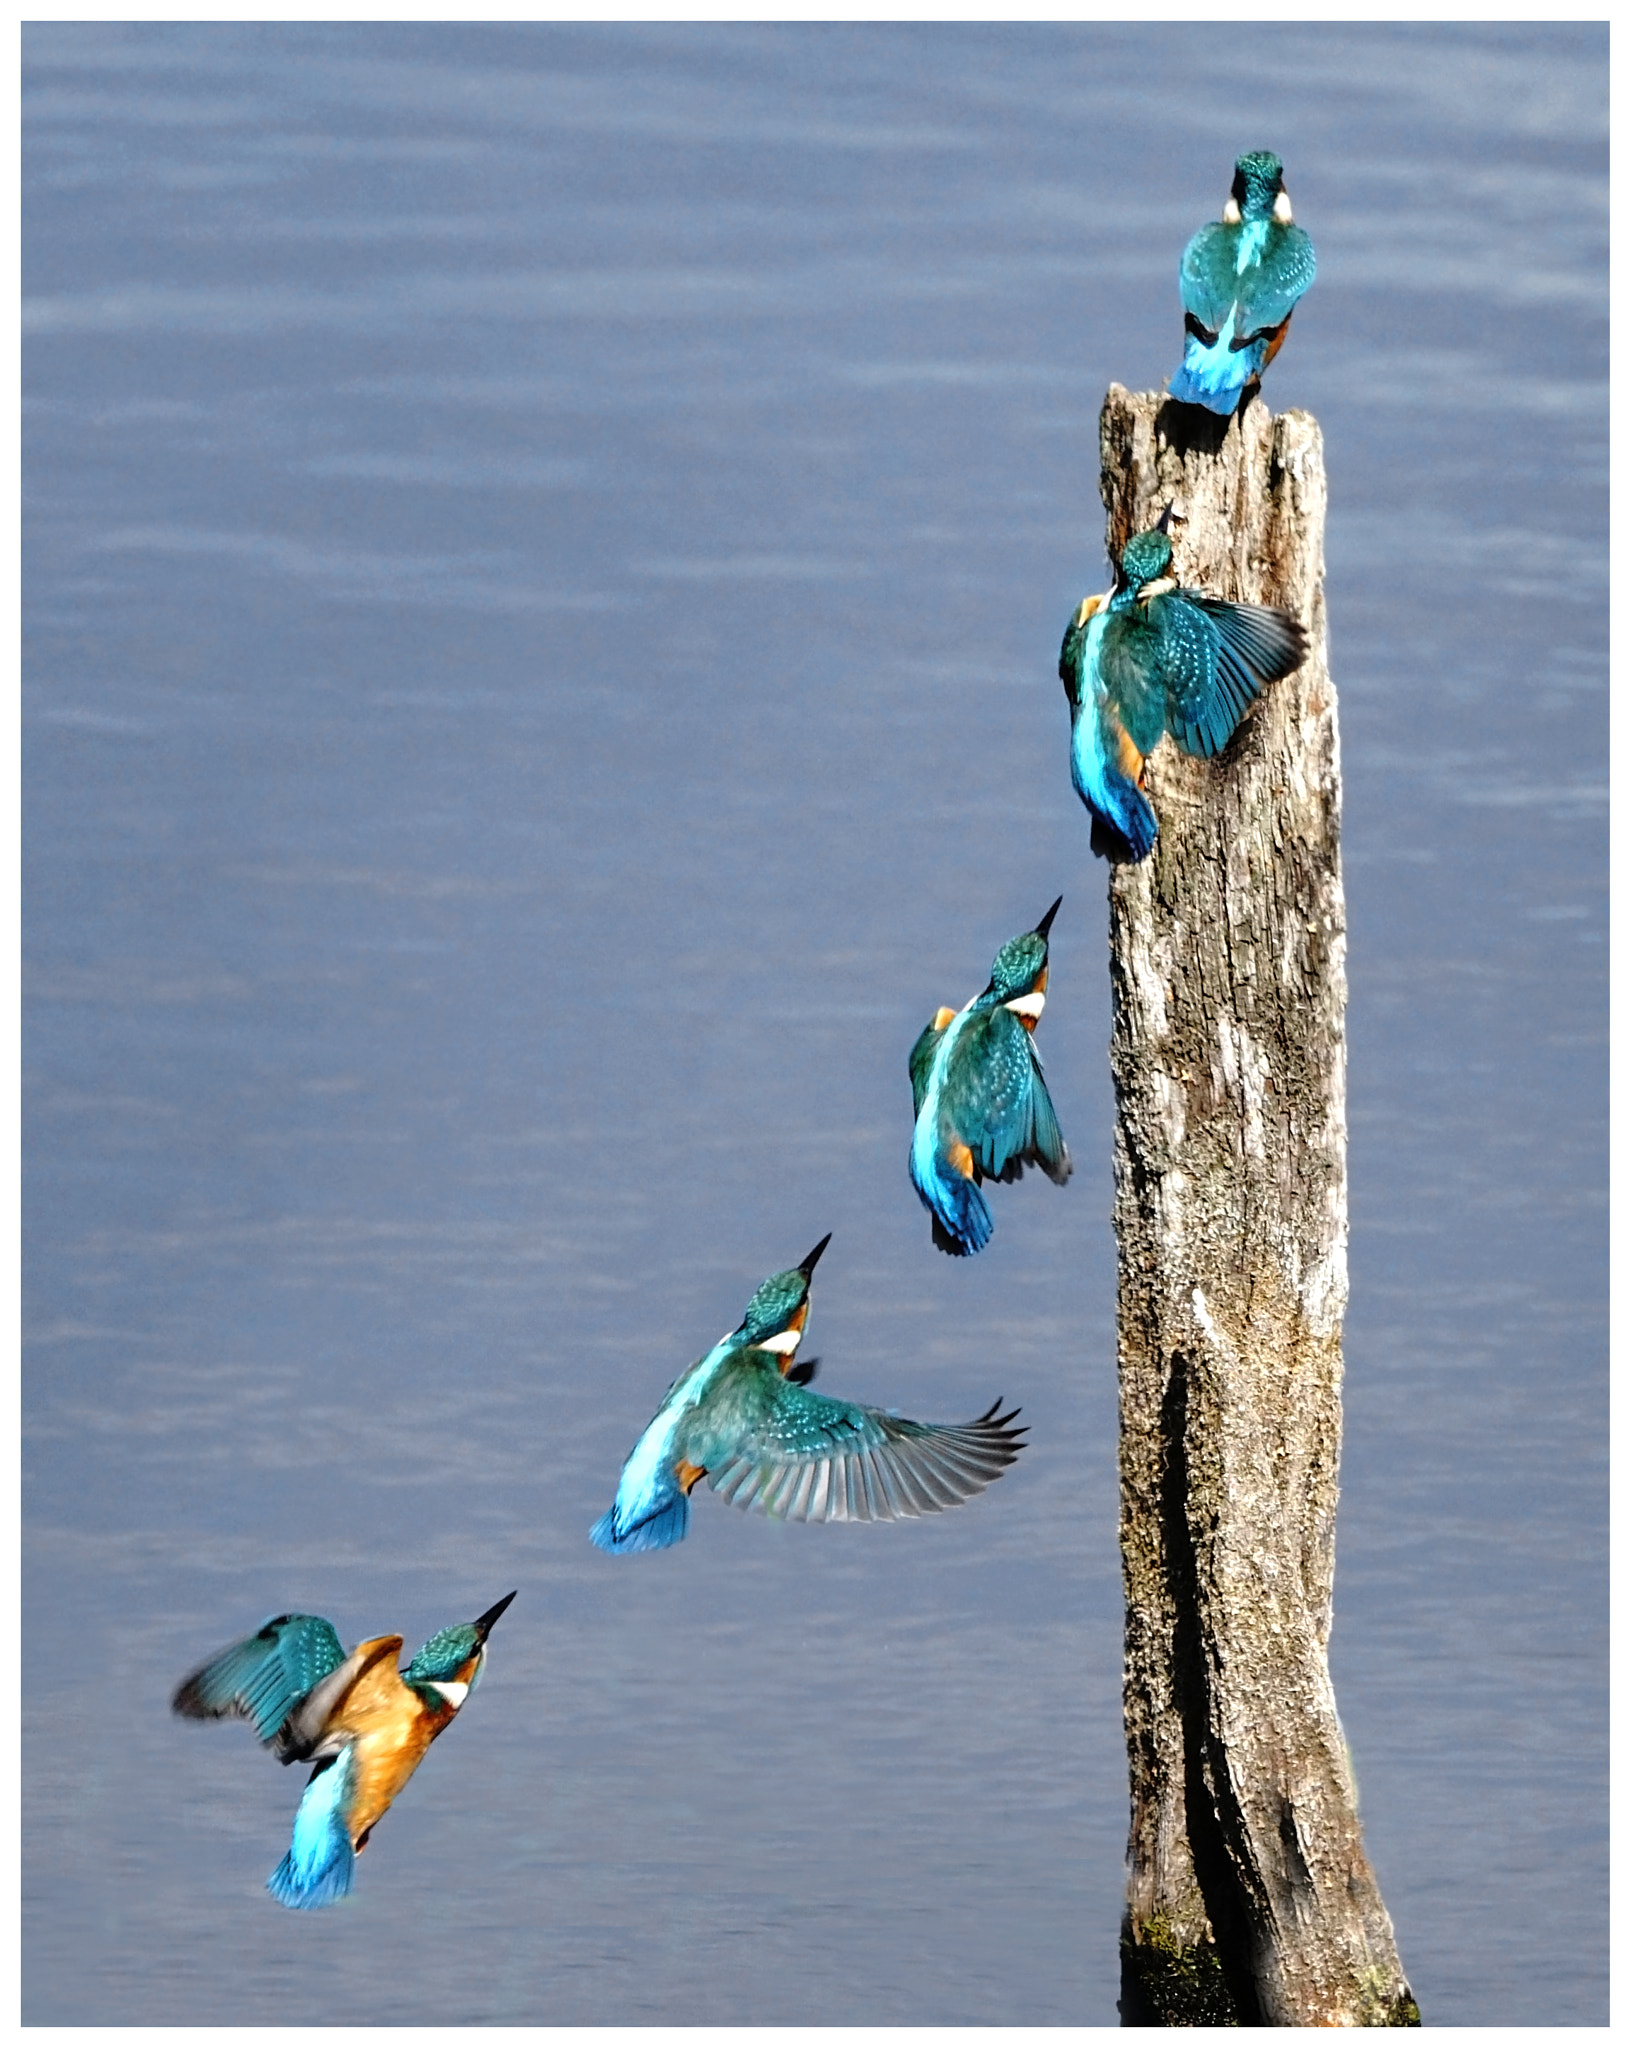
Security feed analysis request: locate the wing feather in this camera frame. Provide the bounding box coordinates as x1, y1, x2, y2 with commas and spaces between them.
909, 1016, 949, 1120
1178, 221, 1241, 336
1180, 220, 1315, 341
1162, 594, 1307, 758
1239, 223, 1316, 335
1095, 609, 1170, 757
173, 1614, 348, 1760
1194, 596, 1308, 684
701, 1378, 1025, 1527
943, 1007, 1070, 1188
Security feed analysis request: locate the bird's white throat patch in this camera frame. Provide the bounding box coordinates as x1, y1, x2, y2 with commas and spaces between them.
1005, 991, 1046, 1021
429, 1680, 469, 1708
758, 1328, 803, 1356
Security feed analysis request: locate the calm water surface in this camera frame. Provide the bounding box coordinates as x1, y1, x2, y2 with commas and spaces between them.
23, 23, 1606, 2026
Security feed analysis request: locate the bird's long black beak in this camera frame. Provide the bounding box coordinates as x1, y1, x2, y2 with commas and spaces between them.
798, 1234, 832, 1280
473, 1591, 517, 1642
1035, 896, 1063, 942
1155, 503, 1175, 535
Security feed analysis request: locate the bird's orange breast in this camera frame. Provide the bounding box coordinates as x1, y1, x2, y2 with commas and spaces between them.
327, 1636, 450, 1846
1258, 313, 1294, 369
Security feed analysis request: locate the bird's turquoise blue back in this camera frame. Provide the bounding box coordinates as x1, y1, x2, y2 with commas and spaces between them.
681, 1347, 865, 1468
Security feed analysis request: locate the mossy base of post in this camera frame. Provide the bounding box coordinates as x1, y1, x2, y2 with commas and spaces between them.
1122, 1916, 1240, 2027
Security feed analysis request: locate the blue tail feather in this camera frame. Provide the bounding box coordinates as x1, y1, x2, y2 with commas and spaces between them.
267, 1751, 355, 1910
1090, 774, 1155, 856
922, 1159, 993, 1258
1169, 331, 1260, 415
1070, 718, 1158, 862
590, 1490, 690, 1554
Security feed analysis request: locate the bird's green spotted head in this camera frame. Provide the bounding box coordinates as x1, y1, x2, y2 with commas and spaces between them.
986, 896, 1061, 1004
1230, 151, 1288, 222
405, 1591, 515, 1701
737, 1235, 829, 1353
1119, 528, 1174, 593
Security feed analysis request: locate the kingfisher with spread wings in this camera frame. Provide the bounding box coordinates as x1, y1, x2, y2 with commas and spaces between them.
173, 1591, 515, 1908
1060, 525, 1308, 861
590, 1238, 1024, 1552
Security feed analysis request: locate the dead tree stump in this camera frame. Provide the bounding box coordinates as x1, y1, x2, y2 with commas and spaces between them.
1100, 385, 1416, 2027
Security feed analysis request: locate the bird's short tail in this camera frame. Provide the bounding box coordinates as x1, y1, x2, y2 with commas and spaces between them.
1090, 787, 1158, 865
267, 1751, 355, 1910
590, 1488, 690, 1554
1168, 329, 1257, 415
922, 1162, 993, 1258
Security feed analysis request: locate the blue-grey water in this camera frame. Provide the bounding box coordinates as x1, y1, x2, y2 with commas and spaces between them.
22, 23, 1606, 2027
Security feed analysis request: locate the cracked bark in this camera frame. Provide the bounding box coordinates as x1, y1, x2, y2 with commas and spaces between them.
1100, 385, 1416, 2027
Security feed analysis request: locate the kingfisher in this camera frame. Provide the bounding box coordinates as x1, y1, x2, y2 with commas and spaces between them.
590, 1235, 1025, 1551
909, 899, 1071, 1257
1060, 522, 1308, 862
172, 1590, 515, 1909
1168, 151, 1316, 415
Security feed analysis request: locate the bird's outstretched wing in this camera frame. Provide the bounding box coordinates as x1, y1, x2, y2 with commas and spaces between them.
705, 1375, 1025, 1524
1148, 595, 1247, 760
1193, 595, 1308, 690
1160, 594, 1308, 759
172, 1615, 348, 1756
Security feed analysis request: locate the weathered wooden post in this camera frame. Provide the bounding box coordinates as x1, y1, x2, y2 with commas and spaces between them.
1100, 386, 1417, 2027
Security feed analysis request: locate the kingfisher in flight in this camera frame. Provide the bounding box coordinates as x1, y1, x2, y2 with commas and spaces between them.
1060, 522, 1308, 863
1168, 151, 1316, 416
590, 1236, 1025, 1552
173, 1590, 515, 1909
909, 900, 1071, 1257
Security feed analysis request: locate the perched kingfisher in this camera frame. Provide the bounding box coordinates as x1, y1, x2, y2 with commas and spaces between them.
172, 1590, 515, 1909
1168, 152, 1316, 415
590, 1235, 1025, 1552
1060, 523, 1308, 862
908, 899, 1071, 1257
